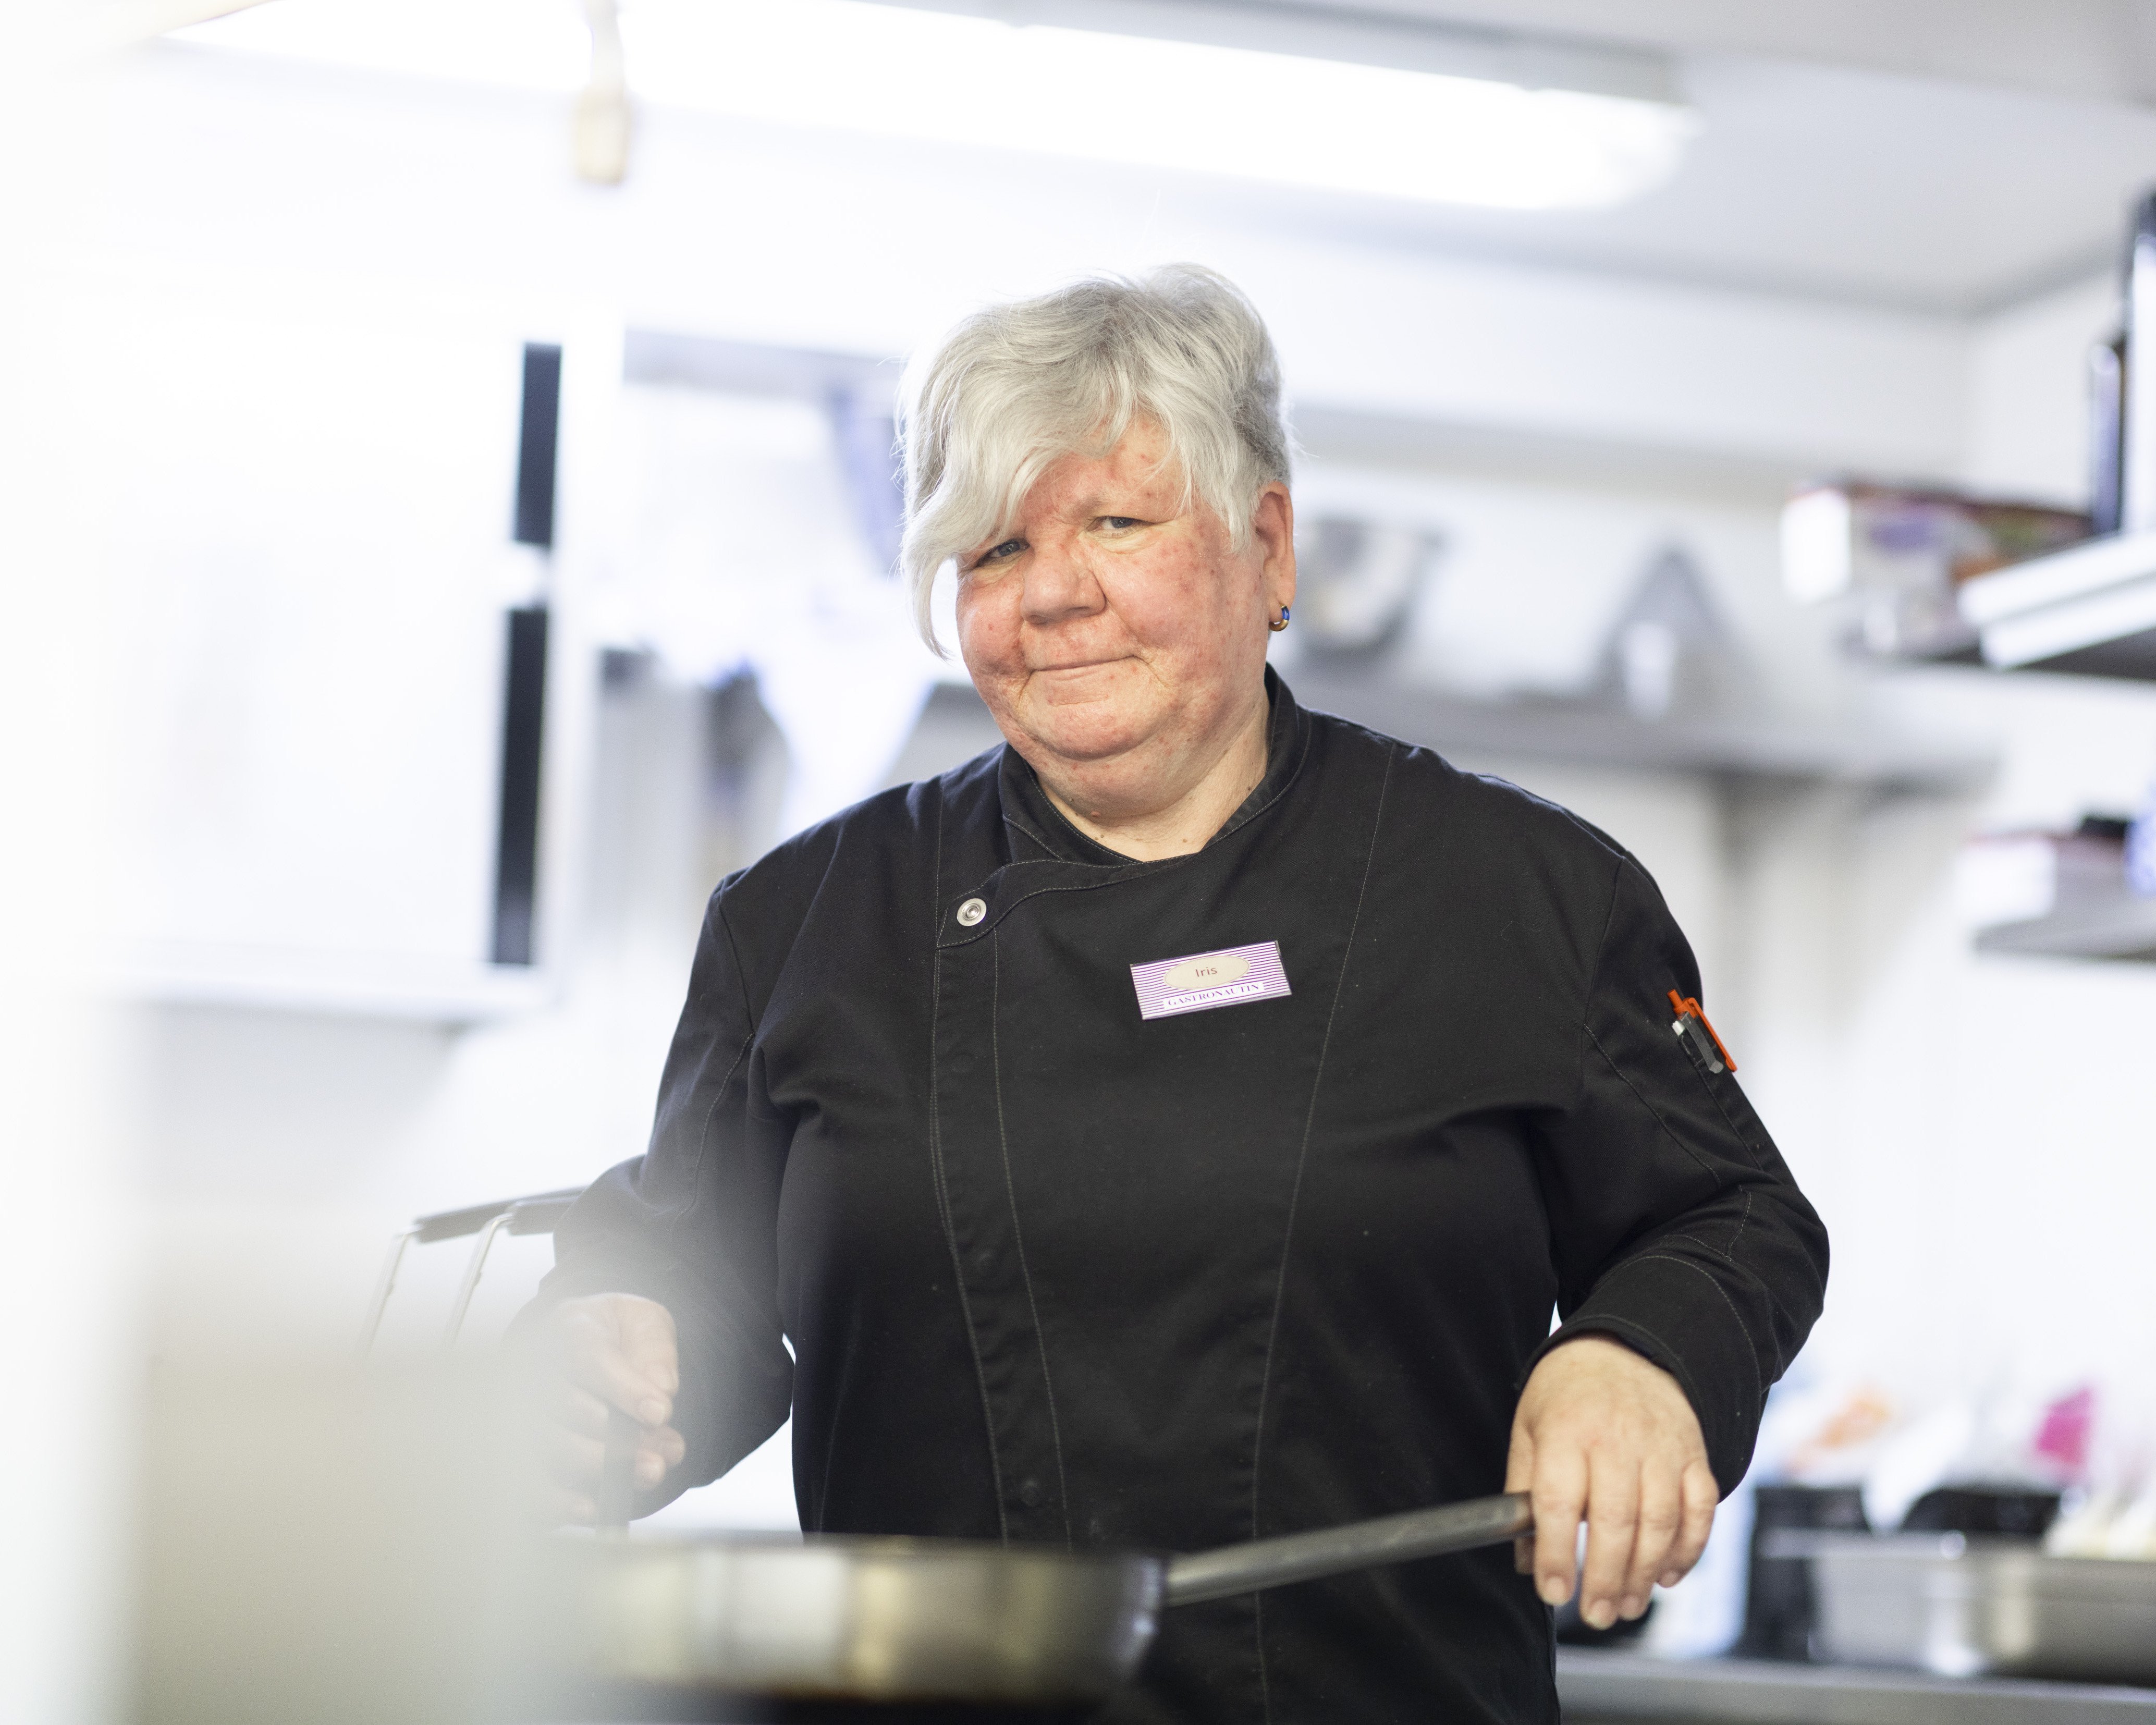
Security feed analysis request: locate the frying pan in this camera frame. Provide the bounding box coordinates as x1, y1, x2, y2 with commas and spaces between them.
359, 1194, 1531, 1712
558, 1412, 1532, 1711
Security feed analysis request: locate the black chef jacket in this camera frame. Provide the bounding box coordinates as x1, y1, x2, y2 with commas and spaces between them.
540, 670, 1828, 1725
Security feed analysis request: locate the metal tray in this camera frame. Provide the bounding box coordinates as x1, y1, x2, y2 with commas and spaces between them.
1765, 1532, 2156, 1684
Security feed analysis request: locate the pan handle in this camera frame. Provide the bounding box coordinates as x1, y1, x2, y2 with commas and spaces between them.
1164, 1492, 1532, 1607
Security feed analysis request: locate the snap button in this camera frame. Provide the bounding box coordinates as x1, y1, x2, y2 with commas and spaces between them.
956, 897, 987, 927
1018, 1477, 1044, 1508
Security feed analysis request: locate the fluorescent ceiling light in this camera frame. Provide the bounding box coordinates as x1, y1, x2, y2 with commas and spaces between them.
174, 0, 1698, 210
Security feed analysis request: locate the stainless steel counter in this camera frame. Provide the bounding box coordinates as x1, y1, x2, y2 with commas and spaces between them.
1558, 1649, 2156, 1724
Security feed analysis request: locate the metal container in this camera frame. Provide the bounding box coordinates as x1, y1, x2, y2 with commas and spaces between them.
1775, 1532, 2156, 1683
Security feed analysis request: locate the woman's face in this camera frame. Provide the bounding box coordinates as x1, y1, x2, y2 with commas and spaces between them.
954, 419, 1295, 813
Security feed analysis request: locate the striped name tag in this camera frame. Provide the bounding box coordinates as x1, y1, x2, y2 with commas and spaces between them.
1130, 940, 1291, 1021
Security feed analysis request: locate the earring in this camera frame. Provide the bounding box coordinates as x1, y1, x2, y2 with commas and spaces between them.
1268, 606, 1291, 633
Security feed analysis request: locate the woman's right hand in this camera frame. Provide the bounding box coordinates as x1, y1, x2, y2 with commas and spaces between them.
536, 1292, 687, 1523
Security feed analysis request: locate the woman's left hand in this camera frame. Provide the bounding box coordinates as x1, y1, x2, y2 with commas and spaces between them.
1505, 1335, 1718, 1628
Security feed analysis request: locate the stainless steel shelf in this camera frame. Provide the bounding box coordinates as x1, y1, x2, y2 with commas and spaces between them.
1558, 1649, 2156, 1724
1287, 670, 1993, 797
1960, 533, 2156, 681
1975, 891, 2156, 962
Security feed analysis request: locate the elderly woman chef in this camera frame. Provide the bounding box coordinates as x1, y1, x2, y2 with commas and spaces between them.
535, 266, 1827, 1722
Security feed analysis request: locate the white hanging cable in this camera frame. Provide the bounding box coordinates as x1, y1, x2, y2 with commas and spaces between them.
572, 0, 630, 185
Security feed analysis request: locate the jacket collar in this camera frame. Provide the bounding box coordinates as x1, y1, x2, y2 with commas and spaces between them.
995, 666, 1313, 865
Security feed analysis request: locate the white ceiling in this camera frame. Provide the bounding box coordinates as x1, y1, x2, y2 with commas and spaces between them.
1287, 49, 2156, 314
1002, 0, 2156, 314
1314, 0, 2156, 105
154, 0, 2156, 317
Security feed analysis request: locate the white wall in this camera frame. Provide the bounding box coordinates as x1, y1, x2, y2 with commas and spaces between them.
1964, 269, 2117, 505
2, 50, 136, 1725
1743, 271, 2156, 1451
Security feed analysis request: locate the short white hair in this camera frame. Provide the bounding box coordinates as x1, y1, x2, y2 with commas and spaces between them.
898, 264, 1291, 653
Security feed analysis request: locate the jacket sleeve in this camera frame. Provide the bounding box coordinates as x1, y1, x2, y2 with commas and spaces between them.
530, 885, 795, 1509
1527, 855, 1828, 1495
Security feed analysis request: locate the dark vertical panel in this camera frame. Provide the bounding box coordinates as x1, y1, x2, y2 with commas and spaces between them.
491, 605, 549, 966
495, 342, 561, 964
514, 344, 562, 548
2092, 333, 2127, 537
2123, 193, 2156, 532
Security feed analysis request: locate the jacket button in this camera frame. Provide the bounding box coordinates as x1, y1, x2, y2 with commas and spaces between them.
1018, 1477, 1044, 1508
973, 1247, 995, 1275
956, 897, 987, 927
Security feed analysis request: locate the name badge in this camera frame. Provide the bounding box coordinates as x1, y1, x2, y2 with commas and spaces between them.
1130, 940, 1292, 1020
